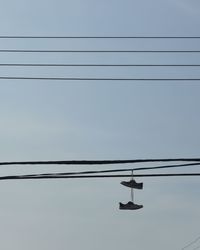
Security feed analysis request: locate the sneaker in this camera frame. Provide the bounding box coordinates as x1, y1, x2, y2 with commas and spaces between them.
119, 201, 143, 210
121, 179, 143, 189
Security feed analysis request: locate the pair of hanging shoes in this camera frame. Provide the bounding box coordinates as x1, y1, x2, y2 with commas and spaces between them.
120, 174, 143, 210
121, 179, 143, 189
119, 201, 143, 210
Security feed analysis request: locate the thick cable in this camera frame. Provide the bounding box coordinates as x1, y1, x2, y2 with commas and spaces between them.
0, 173, 200, 180
0, 158, 200, 166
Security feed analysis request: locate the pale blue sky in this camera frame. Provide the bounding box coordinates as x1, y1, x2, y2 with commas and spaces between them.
0, 0, 200, 250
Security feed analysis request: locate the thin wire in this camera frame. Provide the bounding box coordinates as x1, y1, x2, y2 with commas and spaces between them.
0, 173, 200, 180
182, 236, 200, 250
131, 188, 134, 202
0, 77, 200, 81
131, 170, 134, 202
0, 64, 200, 67
0, 36, 200, 39
0, 49, 200, 53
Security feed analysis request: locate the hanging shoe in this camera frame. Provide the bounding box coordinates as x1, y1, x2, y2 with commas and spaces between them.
121, 179, 143, 189
119, 201, 143, 210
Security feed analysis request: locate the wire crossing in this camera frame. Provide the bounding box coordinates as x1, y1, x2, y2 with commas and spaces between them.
2, 162, 196, 181
37, 163, 200, 176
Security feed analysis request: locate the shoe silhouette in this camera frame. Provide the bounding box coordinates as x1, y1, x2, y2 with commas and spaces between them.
121, 179, 143, 189
119, 201, 143, 210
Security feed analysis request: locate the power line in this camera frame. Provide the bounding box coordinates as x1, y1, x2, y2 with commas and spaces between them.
0, 77, 200, 81
48, 163, 200, 176
0, 36, 200, 39
0, 173, 200, 180
0, 158, 200, 166
0, 63, 200, 67
0, 162, 199, 179
0, 161, 199, 181
132, 162, 200, 172
0, 49, 200, 53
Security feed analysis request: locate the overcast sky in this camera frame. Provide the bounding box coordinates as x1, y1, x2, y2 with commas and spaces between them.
0, 0, 200, 250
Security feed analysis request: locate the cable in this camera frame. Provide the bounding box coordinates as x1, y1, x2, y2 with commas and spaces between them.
0, 172, 200, 180
33, 163, 200, 177
0, 162, 198, 183
1, 161, 200, 181
0, 64, 200, 67
0, 49, 200, 53
132, 162, 200, 172
0, 77, 200, 81
0, 36, 200, 39
0, 162, 196, 182
0, 158, 200, 166
182, 235, 200, 250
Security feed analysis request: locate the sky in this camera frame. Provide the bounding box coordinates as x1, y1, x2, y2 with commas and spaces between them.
0, 0, 200, 250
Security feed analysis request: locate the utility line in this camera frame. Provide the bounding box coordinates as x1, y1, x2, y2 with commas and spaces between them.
0, 163, 198, 180
0, 158, 200, 166
0, 77, 200, 81
38, 163, 200, 176
0, 64, 200, 67
0, 173, 200, 180
0, 36, 200, 39
0, 49, 200, 53
8, 162, 197, 180
130, 162, 200, 172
